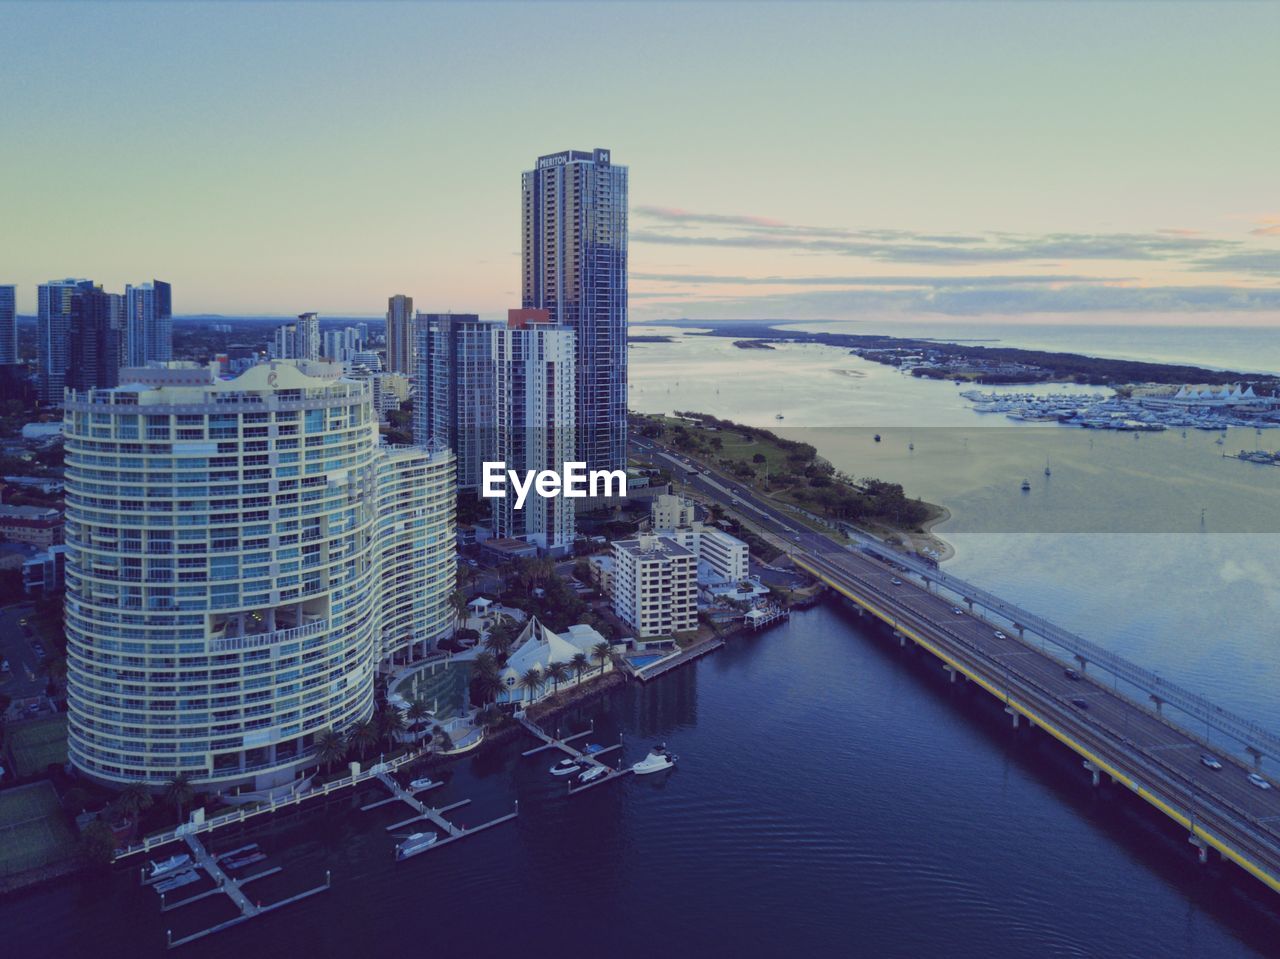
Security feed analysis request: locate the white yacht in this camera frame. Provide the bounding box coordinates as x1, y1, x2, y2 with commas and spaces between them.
147, 853, 192, 880
632, 744, 678, 775
549, 757, 582, 777
396, 831, 439, 859
576, 764, 610, 785
408, 777, 440, 791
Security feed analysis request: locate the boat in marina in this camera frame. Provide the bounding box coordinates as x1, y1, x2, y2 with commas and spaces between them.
577, 764, 610, 785
146, 853, 192, 880
408, 777, 440, 791
153, 869, 200, 895
549, 757, 583, 777
395, 832, 439, 860
632, 744, 678, 775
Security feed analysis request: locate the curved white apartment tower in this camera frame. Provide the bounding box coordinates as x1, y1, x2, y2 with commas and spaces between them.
63, 360, 455, 791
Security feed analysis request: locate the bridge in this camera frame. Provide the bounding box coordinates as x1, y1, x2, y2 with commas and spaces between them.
632, 436, 1280, 897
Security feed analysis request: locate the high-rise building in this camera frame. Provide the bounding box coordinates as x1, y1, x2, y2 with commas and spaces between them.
385, 294, 414, 375
62, 360, 456, 790
38, 278, 96, 404
610, 534, 698, 638
0, 285, 16, 364
272, 313, 320, 361
492, 309, 576, 555
522, 148, 628, 473
124, 280, 173, 367
413, 312, 500, 490
67, 287, 120, 391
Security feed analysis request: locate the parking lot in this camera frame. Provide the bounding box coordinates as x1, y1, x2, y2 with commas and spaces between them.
0, 602, 49, 711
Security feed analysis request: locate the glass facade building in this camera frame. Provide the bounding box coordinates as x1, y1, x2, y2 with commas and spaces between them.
63, 360, 455, 790
0, 285, 15, 365
522, 148, 628, 473
124, 280, 173, 367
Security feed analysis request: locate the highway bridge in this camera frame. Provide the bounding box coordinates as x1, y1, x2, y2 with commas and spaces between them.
632, 437, 1280, 897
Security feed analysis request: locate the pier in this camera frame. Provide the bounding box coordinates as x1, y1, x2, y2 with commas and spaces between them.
518, 716, 633, 794
633, 635, 725, 683
155, 832, 330, 950
364, 768, 518, 860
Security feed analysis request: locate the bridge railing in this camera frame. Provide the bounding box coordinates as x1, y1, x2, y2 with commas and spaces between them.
841, 534, 1280, 762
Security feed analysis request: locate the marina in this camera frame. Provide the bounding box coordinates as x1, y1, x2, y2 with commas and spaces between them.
960, 386, 1280, 432
363, 768, 519, 861
518, 716, 633, 794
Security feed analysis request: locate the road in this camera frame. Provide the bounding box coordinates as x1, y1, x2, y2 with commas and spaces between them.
0, 601, 46, 711
631, 436, 1280, 894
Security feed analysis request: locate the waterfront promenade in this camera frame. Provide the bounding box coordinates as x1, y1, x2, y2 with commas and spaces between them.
634, 437, 1280, 897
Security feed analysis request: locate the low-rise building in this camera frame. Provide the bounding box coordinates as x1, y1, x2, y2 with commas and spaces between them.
0, 504, 63, 547
650, 493, 696, 530
611, 534, 697, 639
23, 544, 66, 596
497, 617, 612, 704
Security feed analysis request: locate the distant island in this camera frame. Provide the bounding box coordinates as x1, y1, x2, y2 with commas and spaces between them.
657, 320, 1277, 387
628, 334, 676, 344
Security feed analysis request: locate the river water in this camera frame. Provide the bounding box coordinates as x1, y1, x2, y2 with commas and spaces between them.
5, 321, 1280, 957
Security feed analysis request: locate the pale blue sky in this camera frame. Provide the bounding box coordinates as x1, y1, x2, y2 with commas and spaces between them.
2, 1, 1277, 322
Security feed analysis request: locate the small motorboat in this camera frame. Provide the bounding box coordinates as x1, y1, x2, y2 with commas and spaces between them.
632, 744, 678, 776
147, 853, 192, 880
549, 757, 582, 777
396, 831, 439, 860
582, 743, 605, 755
775, 413, 784, 420
153, 869, 200, 895
577, 764, 610, 785
873, 434, 881, 442
1020, 479, 1031, 491
408, 777, 440, 791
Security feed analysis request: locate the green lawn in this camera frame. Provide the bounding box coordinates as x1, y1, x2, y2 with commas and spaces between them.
7, 714, 68, 778
0, 781, 77, 876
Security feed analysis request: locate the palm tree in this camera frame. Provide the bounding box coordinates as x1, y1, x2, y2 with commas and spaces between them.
315, 728, 347, 773
405, 698, 432, 740
592, 641, 613, 675
483, 617, 515, 660
448, 589, 468, 628
570, 652, 590, 684
518, 667, 544, 704
377, 705, 406, 749
111, 781, 153, 826
471, 654, 504, 705
546, 661, 570, 695
349, 719, 380, 761
164, 773, 195, 826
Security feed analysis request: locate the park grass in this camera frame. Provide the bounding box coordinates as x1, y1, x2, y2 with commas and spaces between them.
0, 781, 77, 876
7, 714, 68, 778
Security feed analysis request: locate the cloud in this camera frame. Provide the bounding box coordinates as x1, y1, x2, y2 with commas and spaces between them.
632, 271, 1127, 288
1191, 251, 1280, 276
1250, 217, 1280, 237
633, 284, 1280, 317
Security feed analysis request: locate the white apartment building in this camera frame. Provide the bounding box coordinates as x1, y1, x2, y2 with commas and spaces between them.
650, 493, 696, 530
611, 534, 697, 639
62, 360, 456, 791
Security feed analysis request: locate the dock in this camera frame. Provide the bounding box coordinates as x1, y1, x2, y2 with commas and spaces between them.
364, 769, 517, 860
518, 715, 633, 793
156, 832, 330, 950
634, 636, 725, 683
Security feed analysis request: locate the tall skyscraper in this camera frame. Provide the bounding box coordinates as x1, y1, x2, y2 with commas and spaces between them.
413, 312, 500, 490
38, 278, 96, 404
67, 287, 120, 391
124, 280, 173, 366
492, 309, 576, 555
522, 148, 628, 473
273, 312, 321, 361
62, 360, 456, 790
386, 294, 414, 375
0, 285, 16, 364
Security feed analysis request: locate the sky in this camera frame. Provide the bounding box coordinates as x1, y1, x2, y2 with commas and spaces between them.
2, 1, 1278, 325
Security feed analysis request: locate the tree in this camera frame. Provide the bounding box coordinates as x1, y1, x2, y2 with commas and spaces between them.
349, 719, 380, 761
592, 641, 612, 675
164, 773, 195, 826
432, 724, 455, 753
448, 589, 468, 628
405, 698, 432, 739
570, 652, 590, 684
483, 617, 516, 659
377, 704, 406, 749
315, 728, 347, 773
80, 820, 118, 867
546, 661, 570, 695
111, 781, 153, 826
518, 667, 544, 704
471, 653, 504, 705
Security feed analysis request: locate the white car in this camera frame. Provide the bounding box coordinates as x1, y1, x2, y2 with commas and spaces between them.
951, 607, 964, 615
1200, 754, 1222, 771
1248, 773, 1272, 790
993, 631, 1007, 640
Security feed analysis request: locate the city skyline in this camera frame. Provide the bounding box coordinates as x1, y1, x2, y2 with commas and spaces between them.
2, 2, 1278, 325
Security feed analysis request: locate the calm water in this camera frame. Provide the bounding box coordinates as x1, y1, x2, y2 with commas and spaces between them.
7, 606, 1279, 958
5, 321, 1280, 956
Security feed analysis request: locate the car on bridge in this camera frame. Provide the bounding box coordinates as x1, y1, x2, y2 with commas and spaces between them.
1200, 754, 1223, 771
993, 630, 1008, 640
1064, 668, 1081, 681
1070, 698, 1089, 710
1248, 773, 1272, 790
891, 578, 903, 586
951, 606, 964, 615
